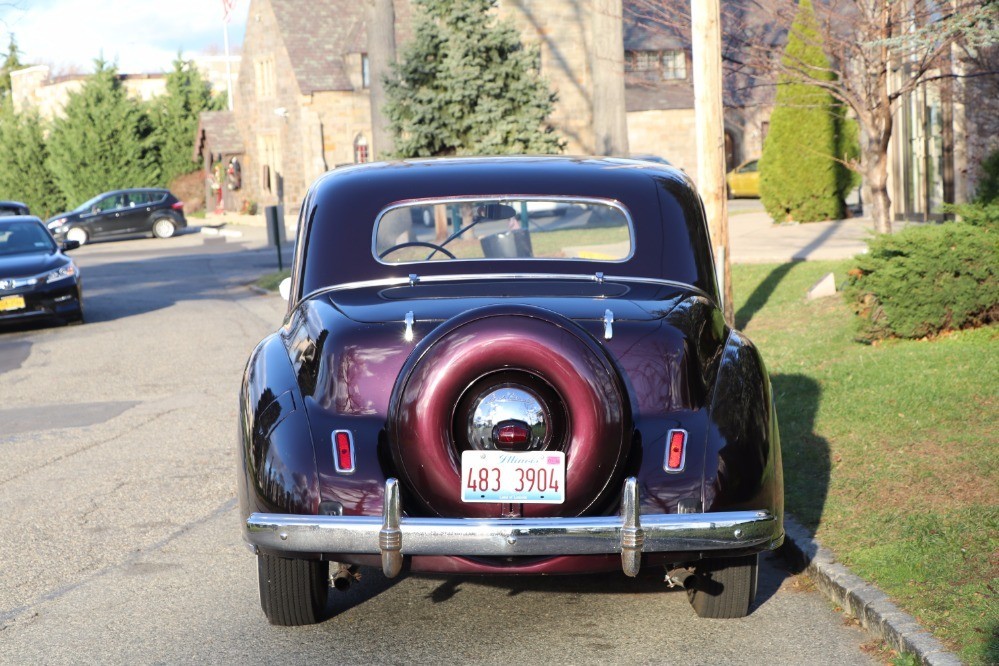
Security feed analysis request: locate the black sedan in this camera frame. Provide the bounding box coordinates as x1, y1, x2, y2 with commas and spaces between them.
0, 216, 83, 326
46, 188, 187, 245
0, 200, 30, 216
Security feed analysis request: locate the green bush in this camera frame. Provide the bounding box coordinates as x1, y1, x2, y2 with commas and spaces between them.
974, 148, 999, 204
844, 223, 998, 340
941, 201, 998, 228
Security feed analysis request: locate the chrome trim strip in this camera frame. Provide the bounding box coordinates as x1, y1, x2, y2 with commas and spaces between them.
300, 274, 714, 305
244, 478, 780, 578
603, 309, 614, 340
371, 195, 636, 266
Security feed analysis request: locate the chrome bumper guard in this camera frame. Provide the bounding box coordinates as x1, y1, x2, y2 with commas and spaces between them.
245, 477, 781, 578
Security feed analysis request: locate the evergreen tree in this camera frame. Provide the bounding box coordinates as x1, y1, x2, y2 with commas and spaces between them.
0, 103, 66, 217
46, 59, 159, 205
151, 54, 222, 185
759, 0, 842, 222
0, 37, 23, 99
384, 0, 564, 157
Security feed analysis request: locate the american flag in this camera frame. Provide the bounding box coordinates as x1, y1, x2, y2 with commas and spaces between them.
222, 0, 238, 23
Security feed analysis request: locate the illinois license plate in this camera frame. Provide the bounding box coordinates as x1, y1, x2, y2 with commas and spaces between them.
461, 450, 565, 504
0, 295, 25, 311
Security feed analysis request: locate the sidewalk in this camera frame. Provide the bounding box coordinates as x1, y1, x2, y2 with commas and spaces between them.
727, 203, 875, 264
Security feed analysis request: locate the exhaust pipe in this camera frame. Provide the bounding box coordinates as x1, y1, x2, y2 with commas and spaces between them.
330, 562, 359, 592
666, 567, 696, 589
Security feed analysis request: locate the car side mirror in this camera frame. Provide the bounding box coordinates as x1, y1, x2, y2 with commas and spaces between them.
279, 277, 292, 301
62, 240, 80, 251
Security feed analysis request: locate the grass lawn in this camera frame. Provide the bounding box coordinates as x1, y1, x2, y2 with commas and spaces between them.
732, 260, 998, 665
255, 269, 290, 292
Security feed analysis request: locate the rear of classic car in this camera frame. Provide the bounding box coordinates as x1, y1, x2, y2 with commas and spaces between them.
238, 157, 784, 626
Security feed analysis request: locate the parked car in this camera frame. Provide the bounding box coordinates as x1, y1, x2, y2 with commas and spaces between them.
0, 216, 83, 326
239, 156, 784, 626
726, 159, 760, 198
0, 201, 30, 216
46, 188, 187, 245
630, 154, 673, 166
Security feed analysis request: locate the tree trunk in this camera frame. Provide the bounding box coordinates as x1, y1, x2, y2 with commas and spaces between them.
866, 154, 892, 234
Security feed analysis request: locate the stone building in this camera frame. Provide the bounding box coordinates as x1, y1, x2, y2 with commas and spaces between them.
10, 59, 237, 123
230, 0, 412, 211
228, 0, 767, 211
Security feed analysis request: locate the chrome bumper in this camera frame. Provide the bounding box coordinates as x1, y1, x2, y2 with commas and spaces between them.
245, 477, 782, 578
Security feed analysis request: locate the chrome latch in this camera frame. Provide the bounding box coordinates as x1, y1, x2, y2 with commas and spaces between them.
404, 311, 415, 342
408, 273, 419, 287
594, 271, 605, 284
603, 309, 614, 340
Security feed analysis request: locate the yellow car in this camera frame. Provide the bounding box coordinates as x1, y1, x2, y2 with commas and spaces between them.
726, 159, 760, 198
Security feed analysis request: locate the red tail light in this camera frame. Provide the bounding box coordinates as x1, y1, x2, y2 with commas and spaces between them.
333, 430, 355, 473
664, 429, 686, 472
171, 201, 184, 210
495, 422, 531, 447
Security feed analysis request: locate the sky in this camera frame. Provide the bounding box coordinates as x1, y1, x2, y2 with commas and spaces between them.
0, 0, 251, 74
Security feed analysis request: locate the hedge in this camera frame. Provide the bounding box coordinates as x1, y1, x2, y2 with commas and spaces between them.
844, 222, 998, 340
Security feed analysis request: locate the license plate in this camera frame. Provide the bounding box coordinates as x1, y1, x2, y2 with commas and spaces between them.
0, 295, 25, 311
461, 450, 565, 504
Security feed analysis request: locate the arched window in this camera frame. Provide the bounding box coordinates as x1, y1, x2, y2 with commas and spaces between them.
354, 134, 369, 164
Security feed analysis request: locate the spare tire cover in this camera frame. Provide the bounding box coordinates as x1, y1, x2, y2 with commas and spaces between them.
388, 305, 631, 518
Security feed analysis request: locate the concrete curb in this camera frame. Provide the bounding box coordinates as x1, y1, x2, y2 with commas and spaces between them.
780, 515, 961, 665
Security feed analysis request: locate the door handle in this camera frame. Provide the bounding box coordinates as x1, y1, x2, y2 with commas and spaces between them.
115, 213, 120, 217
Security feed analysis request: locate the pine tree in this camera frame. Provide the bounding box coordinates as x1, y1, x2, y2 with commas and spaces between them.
46, 59, 159, 205
151, 55, 222, 185
0, 37, 23, 100
384, 0, 564, 157
759, 0, 842, 222
0, 103, 66, 217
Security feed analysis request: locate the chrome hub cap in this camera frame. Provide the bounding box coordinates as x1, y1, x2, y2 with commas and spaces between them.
468, 386, 548, 451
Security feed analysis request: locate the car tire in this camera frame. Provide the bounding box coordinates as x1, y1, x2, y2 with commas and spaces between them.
66, 227, 89, 245
257, 553, 329, 626
152, 218, 176, 239
686, 554, 759, 619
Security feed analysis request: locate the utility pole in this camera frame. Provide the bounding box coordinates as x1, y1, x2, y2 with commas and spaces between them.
367, 0, 397, 159
590, 0, 629, 156
691, 0, 733, 325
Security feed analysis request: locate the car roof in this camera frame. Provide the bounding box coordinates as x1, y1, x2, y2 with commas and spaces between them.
0, 200, 28, 207
0, 215, 44, 225
299, 156, 718, 300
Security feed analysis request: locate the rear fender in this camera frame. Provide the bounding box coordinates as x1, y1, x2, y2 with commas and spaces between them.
702, 330, 783, 524
237, 330, 319, 519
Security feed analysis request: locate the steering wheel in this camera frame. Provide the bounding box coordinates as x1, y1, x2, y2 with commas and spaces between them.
379, 241, 457, 260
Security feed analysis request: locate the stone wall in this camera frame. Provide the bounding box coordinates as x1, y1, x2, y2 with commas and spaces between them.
236, 0, 307, 210
626, 108, 697, 174
498, 0, 597, 154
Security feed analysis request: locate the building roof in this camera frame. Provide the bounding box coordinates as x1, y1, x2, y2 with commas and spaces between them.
268, 0, 412, 95
270, 0, 362, 93
193, 111, 244, 161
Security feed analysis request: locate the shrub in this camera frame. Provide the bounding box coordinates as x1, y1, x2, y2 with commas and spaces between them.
974, 148, 999, 204
941, 201, 998, 228
844, 223, 998, 340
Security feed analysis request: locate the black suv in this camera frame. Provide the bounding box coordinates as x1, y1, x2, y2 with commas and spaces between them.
46, 189, 187, 245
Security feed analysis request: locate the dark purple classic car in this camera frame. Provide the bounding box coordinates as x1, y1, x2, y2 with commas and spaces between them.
239, 157, 784, 625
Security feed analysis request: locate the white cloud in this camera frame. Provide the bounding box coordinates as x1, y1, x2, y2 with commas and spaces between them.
0, 0, 250, 74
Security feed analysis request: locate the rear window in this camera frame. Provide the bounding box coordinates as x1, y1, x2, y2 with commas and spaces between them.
374, 197, 633, 264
